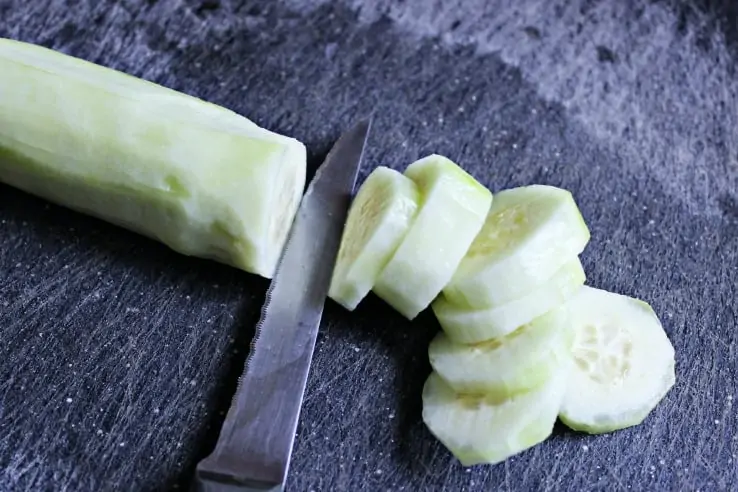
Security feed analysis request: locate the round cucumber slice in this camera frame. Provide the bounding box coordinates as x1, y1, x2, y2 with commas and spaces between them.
428, 305, 574, 396
442, 185, 590, 309
328, 167, 420, 310
432, 257, 586, 344
558, 286, 676, 434
372, 154, 492, 320
422, 368, 568, 467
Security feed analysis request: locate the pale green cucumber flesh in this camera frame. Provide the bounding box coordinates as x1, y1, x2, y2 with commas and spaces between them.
422, 369, 567, 467
558, 286, 676, 434
0, 37, 261, 134
433, 257, 585, 344
443, 185, 590, 309
0, 38, 306, 278
372, 154, 492, 319
328, 167, 420, 310
428, 305, 573, 396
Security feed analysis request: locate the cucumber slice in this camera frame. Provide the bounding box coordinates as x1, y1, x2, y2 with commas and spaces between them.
428, 305, 573, 395
432, 257, 586, 344
558, 286, 676, 434
422, 368, 568, 467
442, 185, 590, 309
0, 38, 306, 279
372, 155, 492, 319
328, 167, 420, 310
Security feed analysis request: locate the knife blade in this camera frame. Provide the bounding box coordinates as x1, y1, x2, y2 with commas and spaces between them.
192, 118, 372, 492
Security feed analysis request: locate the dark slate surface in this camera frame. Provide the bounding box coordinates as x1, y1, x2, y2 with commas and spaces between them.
1, 0, 737, 490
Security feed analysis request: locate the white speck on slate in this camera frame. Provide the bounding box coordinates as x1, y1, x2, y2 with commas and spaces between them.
119, 442, 126, 447
389, 413, 395, 419
375, 469, 382, 475
659, 459, 665, 465
715, 419, 720, 424
97, 429, 103, 435
354, 347, 360, 352
582, 445, 589, 451
65, 398, 72, 403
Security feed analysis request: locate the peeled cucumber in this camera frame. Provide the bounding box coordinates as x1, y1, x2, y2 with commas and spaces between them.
442, 185, 590, 309
422, 369, 568, 467
0, 38, 306, 278
428, 305, 573, 395
558, 286, 676, 434
372, 154, 492, 319
432, 257, 586, 344
328, 167, 420, 310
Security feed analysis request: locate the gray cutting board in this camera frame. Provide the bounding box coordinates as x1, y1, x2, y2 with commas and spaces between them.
1, 0, 736, 490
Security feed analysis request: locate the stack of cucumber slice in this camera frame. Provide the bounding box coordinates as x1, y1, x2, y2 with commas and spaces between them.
330, 156, 676, 466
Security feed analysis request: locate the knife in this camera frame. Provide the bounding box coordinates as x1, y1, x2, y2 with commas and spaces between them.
192, 118, 372, 492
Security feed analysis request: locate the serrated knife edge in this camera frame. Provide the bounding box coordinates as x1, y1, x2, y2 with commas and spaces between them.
193, 118, 372, 492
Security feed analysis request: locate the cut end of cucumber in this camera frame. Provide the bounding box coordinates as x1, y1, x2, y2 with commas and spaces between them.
432, 257, 586, 344
558, 286, 676, 434
443, 184, 590, 309
422, 369, 567, 467
259, 138, 308, 277
428, 305, 573, 396
372, 154, 492, 319
328, 166, 420, 310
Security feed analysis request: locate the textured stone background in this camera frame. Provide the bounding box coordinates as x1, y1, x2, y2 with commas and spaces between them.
0, 0, 736, 490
